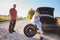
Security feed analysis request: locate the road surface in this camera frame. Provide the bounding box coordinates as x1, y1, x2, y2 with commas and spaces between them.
0, 20, 60, 40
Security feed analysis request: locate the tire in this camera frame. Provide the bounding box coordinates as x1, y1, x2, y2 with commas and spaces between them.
24, 24, 37, 37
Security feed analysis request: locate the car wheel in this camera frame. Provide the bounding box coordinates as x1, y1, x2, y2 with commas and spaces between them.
24, 24, 37, 37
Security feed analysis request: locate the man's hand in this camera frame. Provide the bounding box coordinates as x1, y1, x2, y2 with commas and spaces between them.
9, 14, 11, 20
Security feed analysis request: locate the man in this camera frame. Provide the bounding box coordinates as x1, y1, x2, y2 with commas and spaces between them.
9, 4, 17, 33
31, 8, 44, 40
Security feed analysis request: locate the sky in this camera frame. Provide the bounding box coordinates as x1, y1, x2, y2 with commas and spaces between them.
0, 0, 60, 17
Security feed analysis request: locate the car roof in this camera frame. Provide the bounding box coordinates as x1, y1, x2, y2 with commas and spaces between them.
37, 7, 54, 10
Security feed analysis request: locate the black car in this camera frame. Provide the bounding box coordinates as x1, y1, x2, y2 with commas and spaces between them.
24, 7, 58, 37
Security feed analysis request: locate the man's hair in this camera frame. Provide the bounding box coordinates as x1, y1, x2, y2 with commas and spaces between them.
13, 4, 16, 6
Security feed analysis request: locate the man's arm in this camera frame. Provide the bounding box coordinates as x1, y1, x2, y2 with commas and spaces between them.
9, 9, 11, 20
16, 11, 18, 19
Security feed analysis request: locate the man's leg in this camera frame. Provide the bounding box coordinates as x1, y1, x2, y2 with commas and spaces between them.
12, 20, 16, 32
9, 20, 13, 33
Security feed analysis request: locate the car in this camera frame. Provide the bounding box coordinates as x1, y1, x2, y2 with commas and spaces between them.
24, 7, 58, 37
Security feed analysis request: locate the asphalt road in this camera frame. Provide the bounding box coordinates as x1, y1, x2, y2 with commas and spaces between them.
0, 20, 60, 40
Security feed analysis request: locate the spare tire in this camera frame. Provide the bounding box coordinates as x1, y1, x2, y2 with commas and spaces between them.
24, 24, 37, 37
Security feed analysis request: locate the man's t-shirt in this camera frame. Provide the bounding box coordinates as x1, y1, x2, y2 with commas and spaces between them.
10, 8, 17, 20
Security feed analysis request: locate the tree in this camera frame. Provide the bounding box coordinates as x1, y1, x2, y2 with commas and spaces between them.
27, 9, 35, 21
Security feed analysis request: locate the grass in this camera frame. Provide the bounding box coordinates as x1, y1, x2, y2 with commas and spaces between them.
0, 15, 25, 22
0, 15, 9, 22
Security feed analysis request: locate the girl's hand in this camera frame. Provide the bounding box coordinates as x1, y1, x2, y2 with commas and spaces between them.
35, 13, 39, 19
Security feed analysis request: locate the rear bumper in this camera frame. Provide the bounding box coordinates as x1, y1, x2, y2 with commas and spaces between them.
42, 24, 58, 31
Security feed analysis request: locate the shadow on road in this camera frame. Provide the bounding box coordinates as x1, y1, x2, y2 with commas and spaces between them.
0, 28, 39, 40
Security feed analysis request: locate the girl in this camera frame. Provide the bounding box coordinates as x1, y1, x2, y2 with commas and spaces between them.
31, 8, 44, 40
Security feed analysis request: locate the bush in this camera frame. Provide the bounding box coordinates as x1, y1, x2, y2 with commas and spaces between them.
17, 17, 24, 20
27, 9, 35, 21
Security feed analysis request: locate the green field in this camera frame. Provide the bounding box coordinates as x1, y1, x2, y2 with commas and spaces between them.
0, 15, 26, 22
0, 15, 9, 22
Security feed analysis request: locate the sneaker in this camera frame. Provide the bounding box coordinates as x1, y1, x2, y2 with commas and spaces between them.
9, 31, 13, 33
40, 37, 44, 40
12, 30, 16, 32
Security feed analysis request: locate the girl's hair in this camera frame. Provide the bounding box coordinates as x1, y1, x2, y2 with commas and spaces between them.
36, 7, 41, 13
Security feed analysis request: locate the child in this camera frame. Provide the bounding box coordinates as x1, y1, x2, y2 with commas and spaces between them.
31, 8, 44, 40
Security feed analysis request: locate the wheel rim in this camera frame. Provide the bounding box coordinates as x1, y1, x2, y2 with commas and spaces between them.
26, 26, 35, 36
